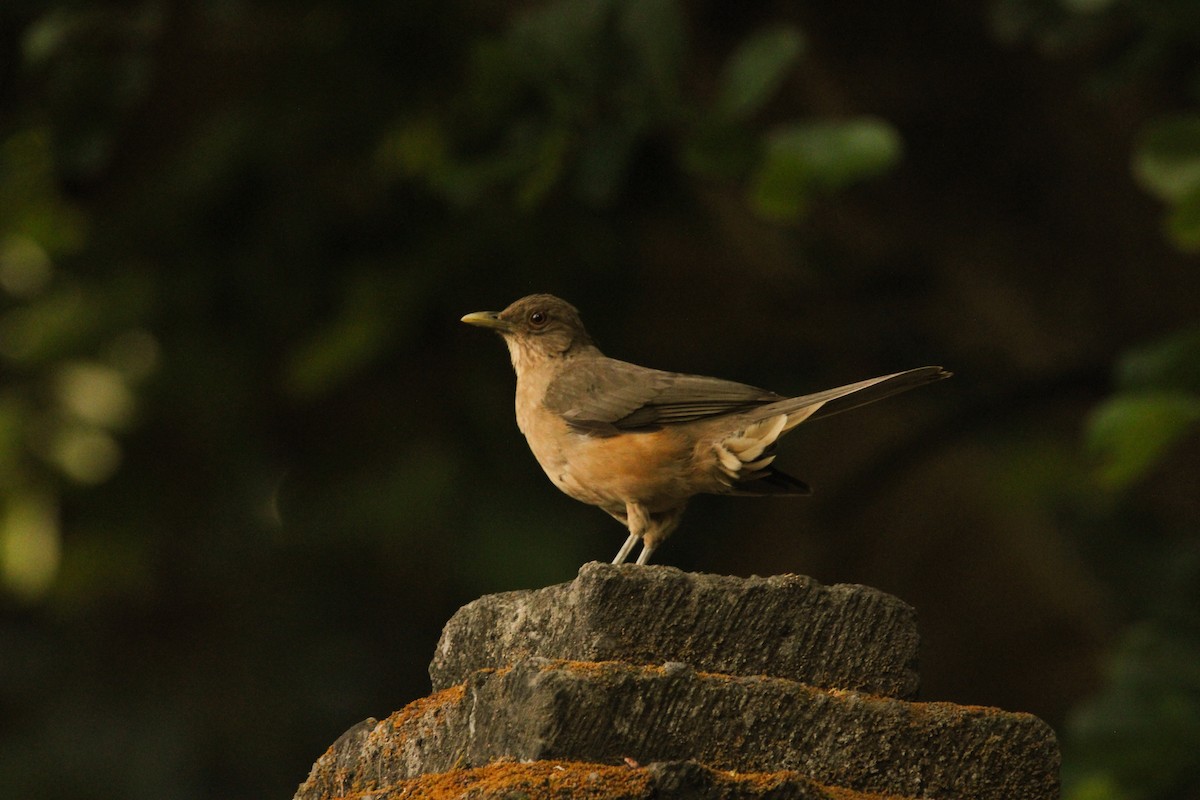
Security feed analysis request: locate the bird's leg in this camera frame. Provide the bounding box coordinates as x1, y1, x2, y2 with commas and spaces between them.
612, 532, 638, 565
611, 502, 652, 565
635, 506, 685, 566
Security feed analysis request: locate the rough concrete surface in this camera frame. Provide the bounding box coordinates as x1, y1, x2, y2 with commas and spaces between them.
300, 659, 1058, 800
296, 565, 1061, 800
430, 562, 920, 698
298, 757, 913, 800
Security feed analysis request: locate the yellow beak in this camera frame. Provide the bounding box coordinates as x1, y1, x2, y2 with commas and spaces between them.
460, 311, 512, 332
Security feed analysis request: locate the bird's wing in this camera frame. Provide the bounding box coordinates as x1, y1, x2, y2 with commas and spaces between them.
543, 357, 782, 434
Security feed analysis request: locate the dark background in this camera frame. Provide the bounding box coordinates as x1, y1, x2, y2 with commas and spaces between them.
1, 2, 1198, 798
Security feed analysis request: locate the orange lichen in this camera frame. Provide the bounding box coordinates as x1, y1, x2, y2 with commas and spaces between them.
376, 760, 649, 799
301, 660, 1025, 799
542, 659, 663, 676
823, 785, 915, 800
304, 759, 924, 800
387, 684, 466, 731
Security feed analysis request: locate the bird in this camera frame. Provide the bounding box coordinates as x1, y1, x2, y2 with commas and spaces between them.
462, 294, 950, 566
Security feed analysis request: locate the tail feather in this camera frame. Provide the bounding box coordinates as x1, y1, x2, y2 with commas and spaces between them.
755, 366, 951, 432
723, 415, 786, 461
711, 366, 949, 496
730, 467, 811, 496
714, 413, 789, 481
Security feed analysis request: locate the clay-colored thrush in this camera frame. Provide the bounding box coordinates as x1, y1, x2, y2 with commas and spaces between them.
463, 294, 949, 565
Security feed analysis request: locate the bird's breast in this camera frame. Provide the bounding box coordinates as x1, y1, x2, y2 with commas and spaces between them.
519, 407, 695, 514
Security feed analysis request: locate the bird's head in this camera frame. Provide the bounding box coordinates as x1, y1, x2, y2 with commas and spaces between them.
461, 294, 596, 369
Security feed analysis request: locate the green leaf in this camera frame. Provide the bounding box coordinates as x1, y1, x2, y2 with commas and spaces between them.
715, 26, 805, 122
1064, 620, 1200, 800
515, 125, 572, 209
750, 118, 903, 220
1115, 325, 1200, 393
1133, 115, 1200, 202
617, 0, 686, 108
1087, 392, 1200, 487
509, 0, 614, 90
1166, 185, 1200, 251
281, 272, 414, 398
1063, 774, 1122, 800
374, 117, 449, 179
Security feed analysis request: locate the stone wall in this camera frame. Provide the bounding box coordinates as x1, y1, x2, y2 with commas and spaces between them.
295, 563, 1060, 799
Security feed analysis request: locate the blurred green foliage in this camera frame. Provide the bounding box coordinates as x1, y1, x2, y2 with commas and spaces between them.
1089, 328, 1200, 488
751, 119, 902, 219
1135, 116, 1200, 252
1066, 610, 1200, 800
385, 1, 896, 215
995, 4, 1200, 797
1074, 329, 1200, 799
0, 2, 1198, 799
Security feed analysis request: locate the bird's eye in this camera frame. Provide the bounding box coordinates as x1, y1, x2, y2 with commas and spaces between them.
528, 311, 548, 327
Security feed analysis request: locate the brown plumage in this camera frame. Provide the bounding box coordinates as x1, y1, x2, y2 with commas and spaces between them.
462, 294, 950, 565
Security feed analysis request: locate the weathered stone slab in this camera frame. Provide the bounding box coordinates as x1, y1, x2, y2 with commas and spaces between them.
430, 562, 920, 698
306, 659, 1060, 800
298, 756, 907, 800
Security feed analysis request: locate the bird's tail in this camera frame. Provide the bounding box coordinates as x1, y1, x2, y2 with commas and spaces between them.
709, 366, 950, 496
754, 365, 951, 432
712, 414, 810, 495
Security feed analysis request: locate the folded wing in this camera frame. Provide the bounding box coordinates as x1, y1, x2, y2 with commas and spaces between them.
543, 358, 781, 435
